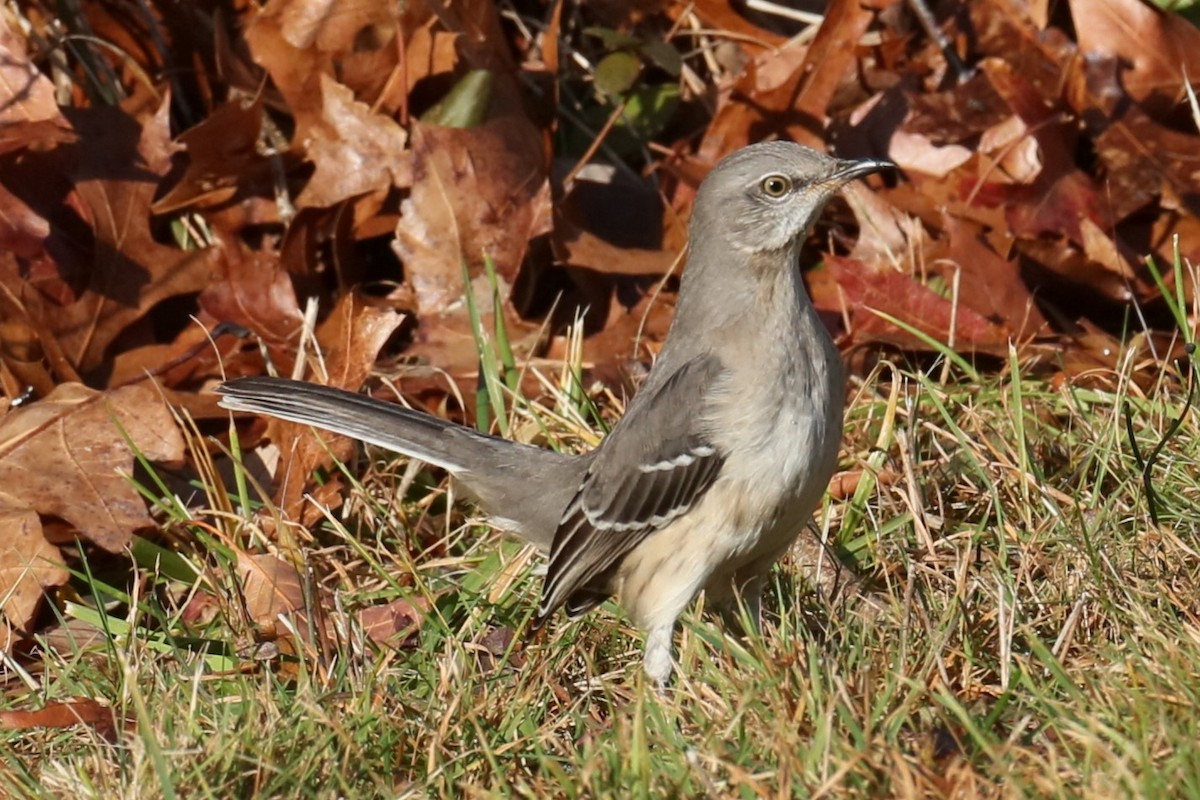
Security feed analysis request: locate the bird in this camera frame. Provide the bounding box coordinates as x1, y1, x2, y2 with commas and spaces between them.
216, 141, 892, 685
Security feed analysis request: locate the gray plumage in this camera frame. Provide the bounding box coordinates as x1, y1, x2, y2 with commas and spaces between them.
216, 141, 892, 685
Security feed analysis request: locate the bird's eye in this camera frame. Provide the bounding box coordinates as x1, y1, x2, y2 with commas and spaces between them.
760, 174, 791, 198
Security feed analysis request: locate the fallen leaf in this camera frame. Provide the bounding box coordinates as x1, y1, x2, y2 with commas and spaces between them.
393, 117, 551, 316
2, 96, 220, 375
942, 215, 1047, 334
683, 0, 786, 51
238, 552, 305, 628
0, 15, 63, 125
887, 130, 972, 178
0, 698, 119, 742
1067, 58, 1200, 221
978, 115, 1042, 184
0, 503, 67, 631
553, 163, 677, 277
0, 382, 185, 552
295, 74, 411, 208
782, 0, 878, 145
359, 596, 428, 648
1069, 0, 1200, 115
258, 290, 405, 521
829, 255, 1012, 353
198, 235, 305, 369
152, 94, 278, 216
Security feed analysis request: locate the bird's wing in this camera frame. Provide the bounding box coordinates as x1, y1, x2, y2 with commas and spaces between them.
536, 355, 728, 622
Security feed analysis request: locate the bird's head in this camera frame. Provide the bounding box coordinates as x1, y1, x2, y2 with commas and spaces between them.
692, 141, 892, 256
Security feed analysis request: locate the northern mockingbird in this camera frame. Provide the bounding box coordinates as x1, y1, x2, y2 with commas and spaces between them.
217, 142, 891, 685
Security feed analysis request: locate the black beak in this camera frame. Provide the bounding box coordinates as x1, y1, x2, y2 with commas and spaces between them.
830, 157, 894, 184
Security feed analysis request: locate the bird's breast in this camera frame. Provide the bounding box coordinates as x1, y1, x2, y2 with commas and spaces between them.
704, 296, 845, 561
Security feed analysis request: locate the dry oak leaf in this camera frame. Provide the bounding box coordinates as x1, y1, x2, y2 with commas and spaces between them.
359, 596, 429, 649
828, 255, 1012, 353
237, 552, 305, 629
393, 117, 552, 317
0, 503, 66, 632
198, 235, 305, 361
38, 97, 219, 373
236, 551, 341, 658
0, 382, 185, 553
0, 698, 119, 742
295, 74, 411, 209
0, 13, 63, 126
1069, 0, 1200, 114
152, 94, 273, 215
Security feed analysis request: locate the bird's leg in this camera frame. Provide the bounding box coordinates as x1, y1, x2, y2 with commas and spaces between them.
740, 576, 765, 635
708, 570, 769, 637
643, 623, 676, 688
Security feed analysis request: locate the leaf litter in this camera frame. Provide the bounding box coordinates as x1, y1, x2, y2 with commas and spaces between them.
0, 0, 1198, 755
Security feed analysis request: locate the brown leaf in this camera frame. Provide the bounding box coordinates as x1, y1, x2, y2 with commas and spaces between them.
1149, 197, 1200, 284
198, 236, 304, 367
401, 8, 460, 93
243, 0, 328, 125
295, 74, 411, 209
0, 15, 63, 126
0, 280, 61, 396
0, 181, 51, 259
1001, 170, 1145, 301
237, 552, 305, 628
271, 0, 398, 55
393, 117, 551, 316
782, 0, 877, 145
971, 0, 1078, 108
887, 131, 972, 178
828, 255, 1011, 352
0, 383, 185, 552
152, 95, 277, 216
1068, 58, 1200, 221
828, 468, 899, 501
681, 0, 786, 51
977, 115, 1042, 185
474, 623, 523, 671
941, 215, 1048, 334
359, 596, 428, 648
316, 293, 405, 387
555, 232, 676, 279
903, 71, 1013, 143
1069, 0, 1200, 115
553, 166, 677, 277
1, 96, 220, 375
0, 698, 119, 742
842, 182, 923, 265
0, 503, 67, 631
279, 202, 368, 287
699, 46, 806, 160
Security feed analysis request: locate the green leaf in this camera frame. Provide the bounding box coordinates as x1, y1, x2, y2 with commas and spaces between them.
639, 38, 682, 77
617, 83, 680, 140
584, 26, 640, 50
422, 69, 493, 128
594, 51, 641, 98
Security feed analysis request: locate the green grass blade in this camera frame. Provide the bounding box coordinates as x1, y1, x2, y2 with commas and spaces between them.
865, 307, 981, 381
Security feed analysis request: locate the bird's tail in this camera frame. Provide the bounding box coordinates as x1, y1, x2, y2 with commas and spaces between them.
215, 376, 581, 550
218, 376, 479, 472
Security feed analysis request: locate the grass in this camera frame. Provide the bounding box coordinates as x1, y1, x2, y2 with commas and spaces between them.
6, 2, 1198, 795
4, 333, 1200, 798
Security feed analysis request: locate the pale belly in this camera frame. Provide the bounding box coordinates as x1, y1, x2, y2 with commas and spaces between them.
613, 404, 841, 629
